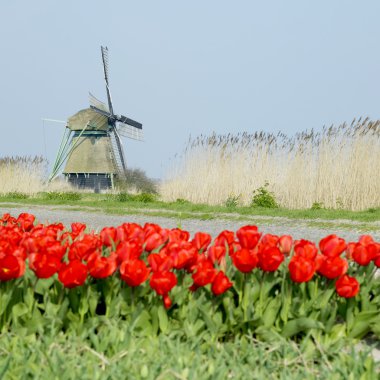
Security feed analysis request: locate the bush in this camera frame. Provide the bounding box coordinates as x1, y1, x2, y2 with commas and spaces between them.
43, 191, 82, 201
116, 168, 158, 194
134, 192, 157, 203
311, 202, 324, 210
225, 194, 240, 208
250, 182, 278, 208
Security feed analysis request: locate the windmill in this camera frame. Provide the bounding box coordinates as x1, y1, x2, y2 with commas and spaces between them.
49, 46, 143, 191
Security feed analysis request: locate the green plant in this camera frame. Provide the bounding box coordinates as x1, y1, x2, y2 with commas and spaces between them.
225, 194, 240, 208
5, 191, 29, 199
250, 182, 278, 208
311, 201, 324, 210
115, 168, 158, 194
116, 192, 134, 202
175, 198, 190, 205
43, 191, 82, 201
134, 192, 157, 203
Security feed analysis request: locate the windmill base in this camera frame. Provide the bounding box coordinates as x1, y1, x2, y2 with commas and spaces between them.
65, 173, 113, 192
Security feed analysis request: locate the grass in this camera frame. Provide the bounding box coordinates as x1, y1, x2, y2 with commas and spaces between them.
0, 193, 379, 225
0, 320, 378, 379
160, 118, 380, 211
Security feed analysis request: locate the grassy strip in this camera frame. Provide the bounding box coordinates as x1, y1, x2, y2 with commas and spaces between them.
0, 324, 378, 380
0, 193, 379, 224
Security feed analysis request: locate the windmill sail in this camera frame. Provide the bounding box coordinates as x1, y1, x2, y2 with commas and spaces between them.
101, 46, 114, 117
89, 92, 109, 113
117, 122, 144, 141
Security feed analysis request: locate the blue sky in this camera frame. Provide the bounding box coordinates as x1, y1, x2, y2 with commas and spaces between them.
1, 1, 379, 178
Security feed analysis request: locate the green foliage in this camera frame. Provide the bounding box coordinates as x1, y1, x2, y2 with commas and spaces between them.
1, 326, 378, 379
4, 191, 29, 199
311, 201, 325, 210
250, 182, 278, 208
116, 192, 157, 203
175, 198, 190, 205
115, 168, 158, 194
225, 194, 240, 208
43, 191, 82, 201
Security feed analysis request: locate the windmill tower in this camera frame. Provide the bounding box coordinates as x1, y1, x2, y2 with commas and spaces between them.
49, 46, 143, 191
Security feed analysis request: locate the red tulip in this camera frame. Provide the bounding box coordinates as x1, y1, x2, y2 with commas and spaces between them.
190, 258, 217, 290
87, 252, 118, 279
236, 226, 261, 250
258, 246, 284, 272
58, 260, 87, 288
335, 275, 359, 298
0, 254, 24, 281
260, 234, 279, 248
168, 228, 190, 243
319, 234, 347, 257
352, 243, 377, 266
316, 255, 348, 279
214, 230, 236, 251
144, 232, 167, 252
192, 232, 212, 252
294, 240, 318, 260
231, 248, 258, 273
116, 239, 143, 264
150, 271, 177, 296
16, 213, 35, 232
100, 227, 117, 247
147, 252, 173, 272
165, 241, 197, 270
278, 235, 293, 255
211, 271, 233, 296
68, 234, 101, 261
120, 259, 150, 287
288, 256, 316, 283
207, 245, 226, 266
29, 252, 62, 279
359, 235, 375, 246
71, 222, 87, 238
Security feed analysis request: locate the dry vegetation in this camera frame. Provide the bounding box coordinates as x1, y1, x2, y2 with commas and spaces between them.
0, 156, 73, 196
160, 118, 380, 210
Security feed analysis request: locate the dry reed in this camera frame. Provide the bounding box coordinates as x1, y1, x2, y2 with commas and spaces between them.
160, 118, 380, 210
0, 156, 74, 196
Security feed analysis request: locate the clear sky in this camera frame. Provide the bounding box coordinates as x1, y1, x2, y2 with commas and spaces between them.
1, 1, 379, 179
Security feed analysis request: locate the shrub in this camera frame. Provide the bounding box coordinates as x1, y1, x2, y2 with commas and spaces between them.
134, 192, 157, 203
311, 202, 324, 210
250, 182, 278, 208
116, 168, 158, 194
116, 192, 134, 202
225, 194, 240, 208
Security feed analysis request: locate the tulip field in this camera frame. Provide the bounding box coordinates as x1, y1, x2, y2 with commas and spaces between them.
1, 212, 380, 378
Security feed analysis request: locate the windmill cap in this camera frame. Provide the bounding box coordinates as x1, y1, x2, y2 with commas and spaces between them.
67, 108, 109, 131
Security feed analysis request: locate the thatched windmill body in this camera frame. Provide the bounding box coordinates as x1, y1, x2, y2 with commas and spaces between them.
50, 46, 143, 191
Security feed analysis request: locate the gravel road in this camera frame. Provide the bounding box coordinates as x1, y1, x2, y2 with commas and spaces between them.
1, 204, 379, 243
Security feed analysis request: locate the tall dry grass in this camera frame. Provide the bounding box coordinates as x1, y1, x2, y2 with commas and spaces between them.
160, 118, 380, 210
0, 156, 48, 195
0, 156, 75, 196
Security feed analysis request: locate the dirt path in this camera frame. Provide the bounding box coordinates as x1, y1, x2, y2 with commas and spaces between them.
1, 203, 379, 243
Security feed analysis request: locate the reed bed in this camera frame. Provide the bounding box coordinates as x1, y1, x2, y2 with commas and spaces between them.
0, 156, 47, 196
0, 156, 75, 196
160, 118, 380, 210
